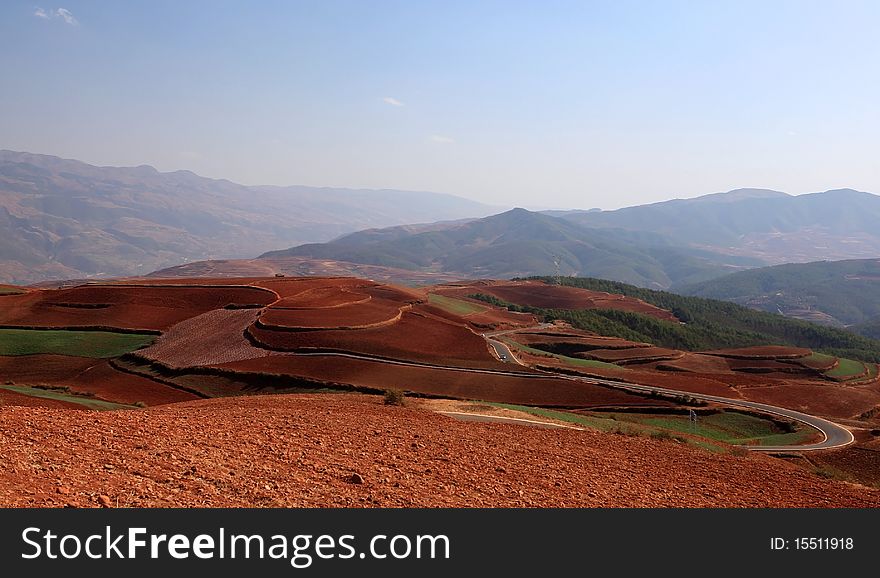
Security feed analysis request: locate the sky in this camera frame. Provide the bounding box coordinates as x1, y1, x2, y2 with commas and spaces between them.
1, 1, 879, 210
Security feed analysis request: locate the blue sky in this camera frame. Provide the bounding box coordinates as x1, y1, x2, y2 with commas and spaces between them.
1, 1, 879, 209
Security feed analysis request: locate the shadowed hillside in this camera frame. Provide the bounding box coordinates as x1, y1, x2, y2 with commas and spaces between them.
262, 208, 757, 288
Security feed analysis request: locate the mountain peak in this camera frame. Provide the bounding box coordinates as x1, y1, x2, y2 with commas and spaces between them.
818, 188, 873, 197
692, 188, 790, 203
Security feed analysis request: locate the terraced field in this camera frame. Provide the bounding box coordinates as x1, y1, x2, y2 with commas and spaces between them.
3, 275, 880, 503
436, 280, 680, 321
250, 309, 514, 370
260, 299, 407, 329
0, 284, 276, 330
427, 293, 488, 316
825, 357, 868, 381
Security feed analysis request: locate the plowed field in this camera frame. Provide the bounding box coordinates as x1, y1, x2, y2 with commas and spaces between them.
655, 353, 733, 373
215, 355, 667, 408
261, 299, 406, 329
249, 309, 515, 370
2, 394, 877, 507
438, 281, 678, 321
741, 382, 880, 419
272, 286, 372, 309
705, 346, 813, 360
0, 355, 192, 406
137, 308, 274, 368
584, 347, 683, 364
0, 285, 275, 330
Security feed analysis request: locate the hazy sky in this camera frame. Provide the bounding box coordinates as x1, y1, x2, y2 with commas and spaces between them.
2, 1, 879, 209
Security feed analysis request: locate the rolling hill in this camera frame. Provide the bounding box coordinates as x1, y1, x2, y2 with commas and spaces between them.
559, 188, 880, 265
260, 208, 756, 288
678, 259, 880, 332
0, 150, 495, 284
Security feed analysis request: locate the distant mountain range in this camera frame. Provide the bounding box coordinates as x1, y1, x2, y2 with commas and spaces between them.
679, 259, 880, 335
557, 188, 880, 265
257, 187, 880, 288
5, 150, 880, 289
0, 151, 495, 284
260, 207, 759, 288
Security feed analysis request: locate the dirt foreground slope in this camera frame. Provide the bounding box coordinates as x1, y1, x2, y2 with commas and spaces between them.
1, 394, 877, 508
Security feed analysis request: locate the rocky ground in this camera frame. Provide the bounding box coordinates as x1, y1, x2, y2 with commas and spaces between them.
1, 393, 878, 508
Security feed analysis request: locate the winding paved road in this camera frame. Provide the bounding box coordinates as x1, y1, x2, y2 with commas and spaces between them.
557, 374, 854, 451
481, 327, 854, 452
277, 324, 854, 452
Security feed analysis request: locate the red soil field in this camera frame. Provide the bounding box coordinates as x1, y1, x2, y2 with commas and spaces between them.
513, 332, 650, 350
0, 354, 97, 383
272, 286, 372, 309
796, 355, 839, 372
704, 346, 813, 360
150, 257, 463, 286
654, 353, 733, 373
2, 394, 876, 507
254, 277, 385, 298
0, 285, 275, 330
742, 382, 880, 419
137, 308, 274, 369
438, 281, 679, 322
458, 307, 537, 330
249, 309, 516, 371
594, 368, 740, 398
809, 446, 880, 489
583, 347, 683, 364
59, 362, 198, 406
725, 359, 814, 374
261, 298, 406, 329
519, 357, 737, 398
0, 354, 194, 406
119, 277, 278, 286
215, 355, 673, 408
418, 301, 537, 331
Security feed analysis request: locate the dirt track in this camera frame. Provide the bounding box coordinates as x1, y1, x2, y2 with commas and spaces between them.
1, 394, 877, 508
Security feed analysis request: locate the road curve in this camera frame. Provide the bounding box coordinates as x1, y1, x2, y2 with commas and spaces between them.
480, 328, 854, 452
558, 374, 854, 451
282, 330, 853, 452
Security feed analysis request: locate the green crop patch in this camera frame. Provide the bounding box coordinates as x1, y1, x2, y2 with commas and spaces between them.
0, 328, 154, 358
428, 293, 488, 316
825, 357, 866, 380
615, 410, 816, 447
0, 384, 137, 411
799, 351, 837, 369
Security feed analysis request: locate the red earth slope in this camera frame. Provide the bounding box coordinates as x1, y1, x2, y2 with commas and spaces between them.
1, 394, 877, 508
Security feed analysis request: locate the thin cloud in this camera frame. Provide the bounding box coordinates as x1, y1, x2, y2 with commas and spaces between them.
430, 135, 455, 144
34, 7, 78, 25
382, 96, 404, 107
56, 8, 77, 25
